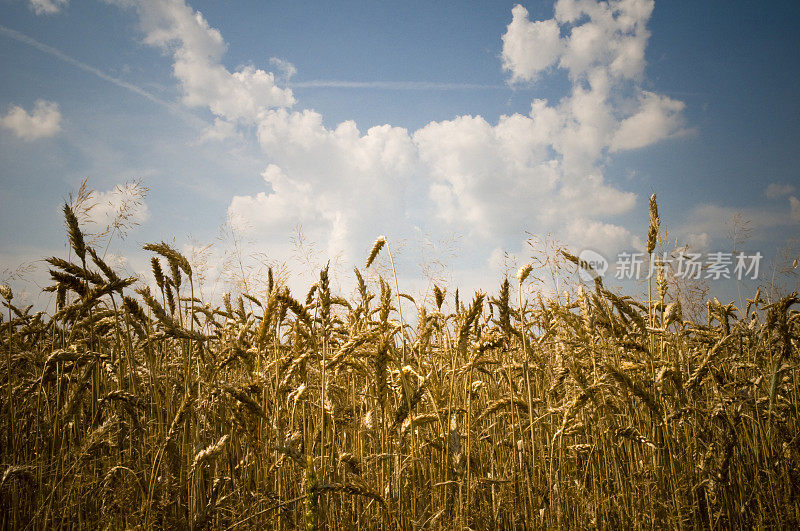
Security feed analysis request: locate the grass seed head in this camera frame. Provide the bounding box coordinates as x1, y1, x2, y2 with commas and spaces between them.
366, 235, 386, 268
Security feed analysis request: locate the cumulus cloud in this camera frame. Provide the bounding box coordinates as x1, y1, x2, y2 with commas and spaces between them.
563, 217, 643, 257
504, 0, 654, 83
501, 5, 562, 83
228, 164, 315, 232
29, 0, 68, 16
611, 91, 687, 151
119, 0, 691, 278
129, 0, 294, 122
0, 100, 62, 140
414, 112, 636, 239
243, 114, 418, 263
502, 2, 687, 155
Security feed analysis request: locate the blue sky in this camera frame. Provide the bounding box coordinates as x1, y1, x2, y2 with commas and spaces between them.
1, 0, 799, 305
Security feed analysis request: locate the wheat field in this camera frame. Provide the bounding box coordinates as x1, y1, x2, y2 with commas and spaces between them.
1, 198, 798, 529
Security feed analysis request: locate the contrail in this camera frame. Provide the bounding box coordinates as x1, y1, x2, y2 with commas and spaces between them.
0, 24, 206, 128
292, 80, 503, 90
0, 24, 502, 125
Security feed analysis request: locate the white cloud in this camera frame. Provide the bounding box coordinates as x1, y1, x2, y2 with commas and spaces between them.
611, 91, 687, 151
237, 114, 418, 263
555, 0, 653, 80
414, 112, 636, 239
504, 0, 654, 83
765, 183, 796, 199
564, 217, 641, 257
501, 1, 685, 158
120, 0, 686, 278
228, 164, 315, 232
102, 252, 129, 271
0, 100, 62, 140
197, 117, 237, 143
129, 0, 294, 122
501, 5, 563, 83
270, 57, 297, 84
487, 247, 511, 278
29, 0, 68, 16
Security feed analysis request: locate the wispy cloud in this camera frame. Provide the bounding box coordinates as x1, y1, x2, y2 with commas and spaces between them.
291, 80, 503, 90
765, 182, 796, 199
0, 24, 206, 128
